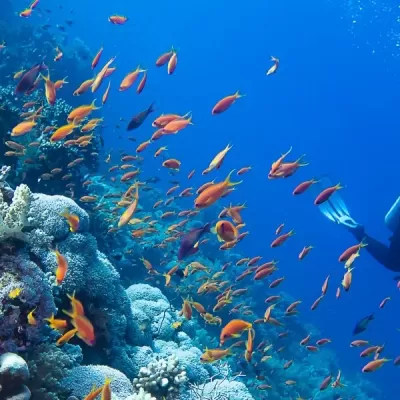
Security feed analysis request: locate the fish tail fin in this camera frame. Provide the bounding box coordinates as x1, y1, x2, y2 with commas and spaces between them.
225, 170, 242, 187
148, 102, 156, 113
91, 99, 101, 110
62, 309, 75, 319
235, 90, 245, 98
296, 154, 308, 166
63, 76, 69, 83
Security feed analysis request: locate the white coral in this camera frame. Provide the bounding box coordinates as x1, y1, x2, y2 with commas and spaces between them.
0, 184, 30, 241
128, 388, 156, 400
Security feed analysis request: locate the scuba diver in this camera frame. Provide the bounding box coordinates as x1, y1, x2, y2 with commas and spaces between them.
318, 178, 400, 272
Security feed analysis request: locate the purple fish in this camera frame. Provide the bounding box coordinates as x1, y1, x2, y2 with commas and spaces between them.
178, 223, 210, 260
15, 61, 48, 95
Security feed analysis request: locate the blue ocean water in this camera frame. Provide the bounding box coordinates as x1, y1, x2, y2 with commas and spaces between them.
5, 0, 400, 398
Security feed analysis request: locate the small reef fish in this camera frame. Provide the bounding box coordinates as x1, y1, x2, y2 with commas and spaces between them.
28, 308, 38, 326
45, 314, 68, 331
127, 103, 155, 130
52, 249, 68, 285
60, 209, 80, 232
15, 62, 47, 94
212, 91, 243, 115
353, 314, 374, 335
178, 223, 210, 260
56, 328, 78, 346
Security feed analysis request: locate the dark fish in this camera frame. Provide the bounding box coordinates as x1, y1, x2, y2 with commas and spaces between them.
169, 180, 180, 185
128, 136, 136, 141
146, 176, 160, 184
15, 62, 47, 94
65, 20, 73, 26
127, 102, 155, 131
175, 268, 185, 278
57, 25, 66, 32
42, 24, 51, 30
353, 313, 374, 335
178, 223, 210, 260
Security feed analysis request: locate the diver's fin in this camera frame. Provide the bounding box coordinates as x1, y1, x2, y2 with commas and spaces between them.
315, 176, 355, 227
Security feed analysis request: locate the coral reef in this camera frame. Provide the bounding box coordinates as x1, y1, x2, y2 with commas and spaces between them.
0, 183, 30, 241
0, 353, 30, 400
132, 355, 187, 399
25, 343, 82, 400
62, 365, 133, 400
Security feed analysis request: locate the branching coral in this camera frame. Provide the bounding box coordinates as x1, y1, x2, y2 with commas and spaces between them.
0, 183, 30, 241
189, 363, 252, 400
132, 355, 187, 399
25, 343, 82, 400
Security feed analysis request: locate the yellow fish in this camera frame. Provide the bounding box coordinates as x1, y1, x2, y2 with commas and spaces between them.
28, 307, 38, 326
9, 288, 22, 299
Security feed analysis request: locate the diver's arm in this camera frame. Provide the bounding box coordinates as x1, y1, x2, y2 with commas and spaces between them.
349, 227, 400, 272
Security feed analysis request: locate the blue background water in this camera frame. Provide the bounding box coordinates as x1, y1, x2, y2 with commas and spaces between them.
16, 0, 400, 397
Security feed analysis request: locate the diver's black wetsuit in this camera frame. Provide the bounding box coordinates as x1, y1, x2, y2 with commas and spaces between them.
350, 224, 400, 272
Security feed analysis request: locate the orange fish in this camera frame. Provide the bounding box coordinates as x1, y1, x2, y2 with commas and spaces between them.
102, 82, 111, 105
92, 46, 104, 69
156, 49, 174, 67
92, 56, 117, 93
54, 76, 69, 90
298, 245, 313, 260
74, 78, 95, 96
213, 220, 238, 242
119, 66, 145, 91
136, 71, 147, 94
50, 121, 79, 142
162, 159, 181, 170
339, 240, 367, 262
314, 184, 343, 205
118, 184, 139, 227
270, 230, 295, 247
362, 358, 391, 373
179, 298, 193, 320
212, 91, 243, 115
11, 120, 36, 136
45, 314, 68, 331
341, 267, 354, 291
195, 170, 241, 209
162, 115, 193, 134
68, 100, 99, 122
293, 178, 318, 195
220, 319, 252, 345
237, 166, 251, 176
52, 249, 68, 285
108, 15, 128, 24
136, 141, 151, 153
60, 209, 80, 232
245, 328, 255, 362
56, 328, 78, 346
167, 51, 178, 75
71, 314, 96, 346
20, 8, 33, 18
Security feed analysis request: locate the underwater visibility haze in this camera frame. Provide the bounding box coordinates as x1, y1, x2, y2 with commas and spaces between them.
0, 0, 400, 399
